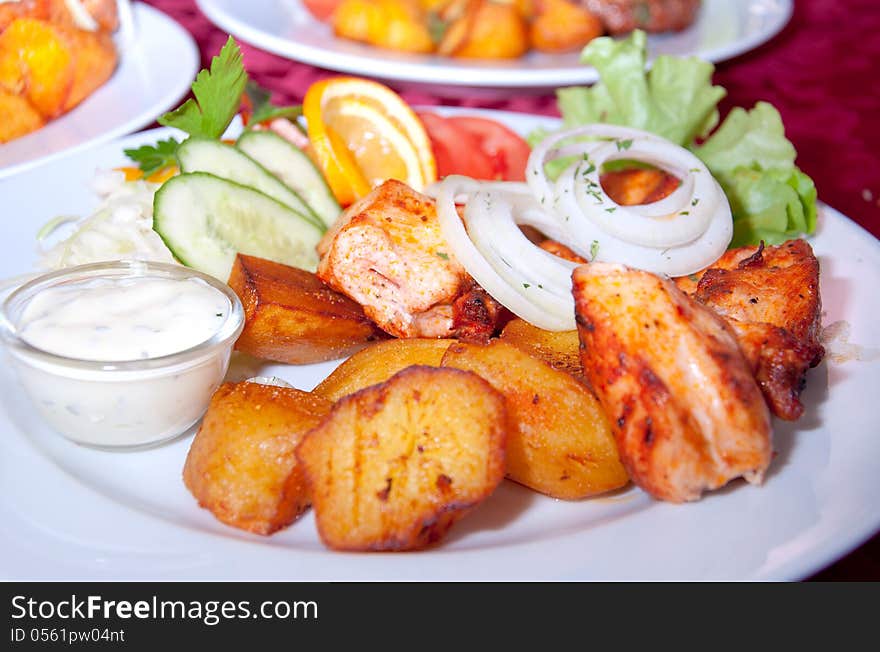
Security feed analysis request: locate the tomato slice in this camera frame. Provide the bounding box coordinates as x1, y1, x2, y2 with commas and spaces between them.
444, 116, 532, 181
301, 0, 343, 21
418, 112, 497, 181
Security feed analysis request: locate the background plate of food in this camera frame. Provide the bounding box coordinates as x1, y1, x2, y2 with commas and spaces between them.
194, 0, 792, 92
0, 1, 199, 179
0, 95, 879, 579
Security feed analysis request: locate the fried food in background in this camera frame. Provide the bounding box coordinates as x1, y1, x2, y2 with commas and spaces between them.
582, 0, 701, 34
183, 381, 332, 535
573, 262, 772, 503
328, 0, 605, 58
313, 337, 454, 402
297, 366, 508, 551
0, 0, 118, 143
529, 0, 602, 53
228, 253, 385, 365
442, 340, 627, 499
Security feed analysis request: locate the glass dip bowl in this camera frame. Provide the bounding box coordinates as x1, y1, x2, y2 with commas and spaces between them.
0, 260, 245, 449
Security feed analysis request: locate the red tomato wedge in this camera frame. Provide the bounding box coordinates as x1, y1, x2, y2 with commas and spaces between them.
302, 0, 342, 20
417, 112, 532, 181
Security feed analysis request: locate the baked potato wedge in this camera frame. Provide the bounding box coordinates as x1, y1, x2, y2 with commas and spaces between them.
442, 340, 628, 499
228, 253, 384, 365
183, 381, 332, 535
297, 365, 508, 551
312, 337, 454, 402
500, 318, 584, 382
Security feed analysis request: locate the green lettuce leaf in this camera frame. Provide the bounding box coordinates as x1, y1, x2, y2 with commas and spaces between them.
691, 102, 796, 173
718, 166, 817, 248
564, 30, 726, 145
541, 30, 817, 248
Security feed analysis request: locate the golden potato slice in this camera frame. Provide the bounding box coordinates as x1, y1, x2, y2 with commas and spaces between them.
0, 87, 44, 143
313, 338, 454, 402
228, 253, 385, 365
297, 366, 508, 551
500, 318, 584, 381
183, 381, 332, 535
0, 18, 73, 118
442, 340, 628, 499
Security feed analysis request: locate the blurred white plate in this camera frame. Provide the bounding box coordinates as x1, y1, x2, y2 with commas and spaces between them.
195, 0, 792, 92
0, 2, 199, 180
1, 108, 879, 581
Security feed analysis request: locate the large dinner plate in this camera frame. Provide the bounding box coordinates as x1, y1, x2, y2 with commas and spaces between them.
1, 108, 879, 581
0, 3, 199, 180
195, 0, 792, 91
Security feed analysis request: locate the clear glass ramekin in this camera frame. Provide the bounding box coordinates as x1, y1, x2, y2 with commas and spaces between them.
0, 261, 244, 449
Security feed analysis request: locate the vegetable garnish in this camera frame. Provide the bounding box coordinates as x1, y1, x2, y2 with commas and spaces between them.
124, 37, 306, 180
430, 122, 734, 330
158, 36, 248, 140
243, 80, 304, 126
527, 124, 732, 276
122, 138, 180, 177
536, 30, 817, 248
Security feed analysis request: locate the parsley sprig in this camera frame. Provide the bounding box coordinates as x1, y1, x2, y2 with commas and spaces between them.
123, 138, 180, 177
158, 36, 247, 140
124, 37, 303, 175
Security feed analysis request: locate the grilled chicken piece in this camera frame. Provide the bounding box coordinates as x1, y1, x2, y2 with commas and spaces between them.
675, 240, 824, 420
317, 179, 504, 340
572, 262, 772, 503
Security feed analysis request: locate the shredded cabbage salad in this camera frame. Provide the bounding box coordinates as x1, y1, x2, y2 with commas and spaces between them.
38, 170, 176, 270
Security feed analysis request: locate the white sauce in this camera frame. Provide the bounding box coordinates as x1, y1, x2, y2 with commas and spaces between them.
18, 276, 229, 361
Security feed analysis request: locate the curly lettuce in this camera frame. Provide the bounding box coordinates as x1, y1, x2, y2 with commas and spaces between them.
541, 31, 817, 248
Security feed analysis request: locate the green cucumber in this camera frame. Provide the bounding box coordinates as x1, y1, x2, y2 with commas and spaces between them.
175, 138, 324, 231
153, 172, 322, 281
237, 129, 341, 228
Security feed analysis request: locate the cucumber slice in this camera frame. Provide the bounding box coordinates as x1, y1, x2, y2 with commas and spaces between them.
176, 138, 325, 231
153, 172, 322, 281
237, 129, 341, 228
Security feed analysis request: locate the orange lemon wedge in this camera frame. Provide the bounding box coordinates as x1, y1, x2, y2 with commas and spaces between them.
303, 76, 437, 205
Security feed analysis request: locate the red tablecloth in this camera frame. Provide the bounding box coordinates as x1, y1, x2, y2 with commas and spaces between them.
141, 0, 880, 580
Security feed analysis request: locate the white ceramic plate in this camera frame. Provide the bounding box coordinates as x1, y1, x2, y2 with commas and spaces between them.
195, 0, 792, 92
0, 3, 199, 180
1, 109, 879, 581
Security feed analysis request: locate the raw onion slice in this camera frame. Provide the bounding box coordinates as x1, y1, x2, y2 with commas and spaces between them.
435, 177, 576, 330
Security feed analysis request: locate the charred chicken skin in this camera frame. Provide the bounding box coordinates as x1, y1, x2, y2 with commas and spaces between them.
572, 262, 772, 503
675, 240, 824, 420
317, 179, 504, 340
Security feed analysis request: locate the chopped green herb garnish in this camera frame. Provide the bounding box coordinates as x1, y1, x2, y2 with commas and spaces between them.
605, 207, 616, 213
590, 240, 600, 260
691, 197, 700, 206
688, 274, 699, 282
436, 251, 449, 260
523, 283, 531, 289
615, 138, 633, 151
